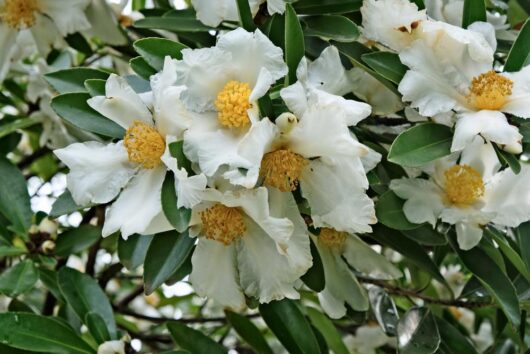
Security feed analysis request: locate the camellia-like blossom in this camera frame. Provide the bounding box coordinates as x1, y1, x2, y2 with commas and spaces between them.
55, 59, 207, 239
314, 230, 401, 318
398, 30, 526, 153
390, 137, 530, 250
176, 28, 287, 188
188, 186, 312, 310
191, 0, 286, 27
97, 340, 125, 354
0, 0, 91, 82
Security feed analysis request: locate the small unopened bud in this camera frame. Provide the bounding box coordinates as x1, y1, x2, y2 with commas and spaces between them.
41, 240, 55, 255
39, 218, 58, 239
276, 112, 298, 134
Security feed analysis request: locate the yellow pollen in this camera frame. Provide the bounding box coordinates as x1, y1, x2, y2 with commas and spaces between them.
468, 70, 513, 110
444, 165, 485, 206
260, 149, 308, 192
318, 228, 348, 250
215, 81, 252, 129
123, 121, 165, 169
0, 0, 40, 29
200, 204, 246, 245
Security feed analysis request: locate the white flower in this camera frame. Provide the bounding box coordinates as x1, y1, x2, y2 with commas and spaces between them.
0, 0, 91, 82
189, 187, 312, 309
344, 325, 393, 354
83, 0, 129, 46
97, 340, 125, 354
55, 59, 207, 239
399, 30, 526, 152
314, 230, 400, 318
177, 28, 287, 188
235, 91, 378, 234
191, 0, 286, 27
390, 137, 530, 250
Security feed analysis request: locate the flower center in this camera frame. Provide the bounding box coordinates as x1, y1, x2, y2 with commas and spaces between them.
468, 70, 513, 111
318, 228, 348, 250
123, 121, 165, 169
260, 149, 308, 192
214, 81, 252, 129
444, 165, 485, 206
200, 204, 246, 245
0, 0, 40, 29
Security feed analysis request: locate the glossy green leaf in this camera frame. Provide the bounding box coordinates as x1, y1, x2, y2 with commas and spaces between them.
306, 307, 349, 354
462, 0, 486, 28
0, 158, 32, 235
369, 287, 399, 336
361, 51, 407, 84
50, 191, 84, 218
168, 141, 193, 173
0, 312, 94, 354
260, 299, 321, 354
130, 56, 157, 80
0, 260, 38, 297
302, 15, 359, 42
161, 172, 192, 233
134, 17, 212, 33
51, 93, 125, 138
516, 221, 530, 275
486, 228, 530, 283
167, 322, 227, 354
401, 225, 447, 246
493, 144, 521, 174
285, 4, 305, 85
410, 0, 425, 9
39, 268, 64, 302
375, 191, 420, 231
225, 310, 273, 354
448, 232, 521, 326
0, 116, 42, 140
55, 225, 101, 257
133, 37, 188, 71
118, 234, 153, 271
293, 0, 362, 14
85, 312, 111, 344
0, 246, 26, 258
143, 230, 195, 294
236, 0, 256, 31
435, 317, 478, 354
65, 33, 93, 56
388, 123, 453, 167
45, 68, 109, 94
300, 238, 325, 292
84, 79, 106, 97
58, 267, 117, 339
397, 307, 440, 354
505, 19, 530, 72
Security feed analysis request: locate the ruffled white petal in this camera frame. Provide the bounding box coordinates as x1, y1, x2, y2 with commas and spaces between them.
502, 66, 530, 118
88, 74, 152, 129
190, 238, 246, 310
280, 81, 308, 118
40, 0, 91, 36
97, 340, 125, 354
102, 167, 169, 238
305, 46, 353, 96
267, 0, 286, 14
29, 13, 63, 56
191, 0, 264, 27
54, 141, 137, 206
459, 137, 501, 181
0, 24, 18, 83
455, 222, 483, 250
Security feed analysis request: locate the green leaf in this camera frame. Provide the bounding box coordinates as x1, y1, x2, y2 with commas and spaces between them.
368, 287, 399, 336
55, 225, 101, 257
143, 230, 195, 295
302, 15, 359, 42
0, 157, 32, 235
0, 313, 95, 354
39, 268, 64, 302
130, 57, 157, 81
0, 116, 42, 139
462, 0, 487, 28
410, 0, 425, 9
133, 37, 188, 71
132, 0, 146, 10
65, 33, 93, 56
486, 228, 530, 284
167, 322, 227, 354
401, 225, 447, 246
300, 238, 325, 292
434, 317, 478, 354
306, 307, 349, 354
516, 221, 530, 275
161, 172, 192, 233
0, 246, 26, 258
134, 17, 212, 33
259, 299, 321, 354
58, 267, 117, 339
51, 93, 124, 138
493, 144, 521, 174
361, 52, 407, 84
397, 307, 440, 354
375, 191, 420, 230
84, 79, 106, 97
85, 312, 111, 344
293, 0, 362, 14
236, 0, 256, 31
285, 4, 305, 85
50, 191, 83, 218
45, 68, 109, 94
387, 123, 453, 167
118, 234, 153, 271
225, 310, 273, 354
448, 232, 521, 326
0, 260, 38, 297
168, 141, 193, 173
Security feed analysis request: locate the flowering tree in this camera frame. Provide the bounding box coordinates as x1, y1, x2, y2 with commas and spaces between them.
1, 0, 530, 352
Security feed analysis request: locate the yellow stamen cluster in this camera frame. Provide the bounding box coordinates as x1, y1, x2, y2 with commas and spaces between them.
318, 228, 348, 250
123, 121, 165, 169
214, 81, 252, 129
444, 165, 485, 206
468, 70, 513, 110
260, 149, 308, 192
200, 204, 246, 245
0, 0, 40, 29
